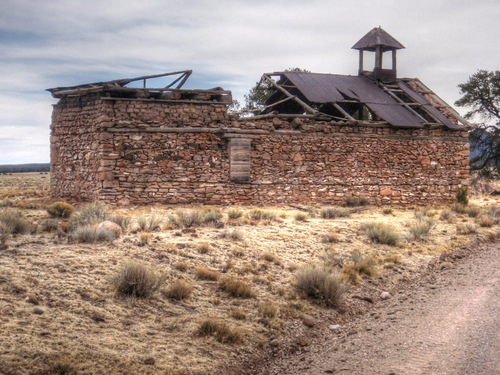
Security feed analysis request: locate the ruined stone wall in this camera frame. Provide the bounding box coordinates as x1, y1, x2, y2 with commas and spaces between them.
51, 95, 469, 206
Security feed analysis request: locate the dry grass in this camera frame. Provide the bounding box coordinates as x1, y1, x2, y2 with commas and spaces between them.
408, 217, 435, 241
137, 214, 162, 232
138, 231, 152, 246
46, 201, 75, 218
0, 173, 495, 374
111, 262, 164, 298
219, 277, 256, 298
227, 209, 243, 220
258, 300, 278, 318
457, 223, 477, 235
361, 221, 401, 245
197, 318, 243, 343
294, 212, 308, 222
194, 265, 220, 281
295, 265, 348, 308
164, 279, 193, 300
320, 206, 350, 219
0, 208, 32, 234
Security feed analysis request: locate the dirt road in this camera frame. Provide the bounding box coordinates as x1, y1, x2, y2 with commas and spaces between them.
267, 244, 500, 375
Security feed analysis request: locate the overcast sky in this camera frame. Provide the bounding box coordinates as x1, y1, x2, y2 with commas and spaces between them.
1, 0, 499, 164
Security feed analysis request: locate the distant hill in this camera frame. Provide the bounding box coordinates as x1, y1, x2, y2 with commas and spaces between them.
0, 163, 50, 173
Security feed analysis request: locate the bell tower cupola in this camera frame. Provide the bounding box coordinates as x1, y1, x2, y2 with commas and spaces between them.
352, 27, 405, 82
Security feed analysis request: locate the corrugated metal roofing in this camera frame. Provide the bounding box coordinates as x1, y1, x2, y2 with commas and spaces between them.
282, 72, 425, 128
352, 27, 405, 51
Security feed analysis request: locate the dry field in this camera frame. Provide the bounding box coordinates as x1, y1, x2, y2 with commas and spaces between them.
0, 173, 499, 374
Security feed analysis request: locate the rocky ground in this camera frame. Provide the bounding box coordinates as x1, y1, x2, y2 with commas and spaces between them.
0, 173, 499, 374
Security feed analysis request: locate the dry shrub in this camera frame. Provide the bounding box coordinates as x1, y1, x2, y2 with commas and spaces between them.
229, 308, 247, 320
295, 265, 348, 308
0, 208, 31, 234
479, 216, 495, 228
197, 318, 243, 343
138, 231, 152, 246
294, 212, 308, 221
73, 225, 116, 243
384, 253, 401, 264
71, 202, 110, 227
111, 262, 164, 298
321, 231, 340, 243
0, 222, 10, 249
451, 203, 467, 214
202, 208, 223, 224
164, 279, 193, 300
221, 229, 243, 241
382, 207, 393, 215
343, 250, 376, 284
408, 217, 435, 241
137, 214, 162, 232
174, 262, 188, 272
361, 222, 401, 246
485, 205, 500, 223
258, 300, 278, 318
227, 209, 243, 220
260, 251, 279, 263
219, 277, 255, 298
345, 196, 367, 207
247, 209, 277, 221
197, 242, 211, 254
194, 265, 220, 281
465, 206, 481, 218
41, 219, 59, 232
46, 202, 75, 218
439, 209, 456, 223
109, 213, 131, 231
457, 223, 477, 235
320, 206, 350, 219
169, 209, 203, 228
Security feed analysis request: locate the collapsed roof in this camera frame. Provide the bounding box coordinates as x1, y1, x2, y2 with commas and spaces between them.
255, 71, 470, 129
47, 70, 232, 103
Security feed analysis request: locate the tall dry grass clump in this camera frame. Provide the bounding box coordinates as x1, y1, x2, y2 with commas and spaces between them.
219, 277, 255, 298
197, 318, 243, 343
72, 226, 117, 243
70, 202, 110, 228
361, 222, 401, 246
408, 216, 435, 241
295, 265, 348, 308
343, 250, 376, 284
169, 209, 203, 228
0, 208, 31, 234
136, 214, 162, 232
320, 206, 350, 219
164, 279, 193, 300
111, 262, 164, 298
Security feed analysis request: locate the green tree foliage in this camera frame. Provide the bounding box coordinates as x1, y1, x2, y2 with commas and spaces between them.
455, 70, 500, 176
243, 67, 310, 114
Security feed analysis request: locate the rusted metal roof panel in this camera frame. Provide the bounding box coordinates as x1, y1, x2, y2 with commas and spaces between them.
352, 27, 405, 51
398, 81, 462, 130
283, 72, 424, 128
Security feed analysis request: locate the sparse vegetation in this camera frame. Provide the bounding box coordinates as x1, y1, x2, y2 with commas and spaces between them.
361, 222, 401, 245
295, 265, 348, 308
320, 206, 350, 219
343, 250, 376, 283
71, 202, 110, 227
227, 209, 243, 220
0, 222, 10, 249
41, 219, 59, 232
439, 209, 456, 223
137, 214, 162, 232
138, 231, 152, 246
109, 213, 131, 231
174, 262, 188, 272
479, 216, 495, 227
169, 209, 203, 228
321, 231, 340, 243
229, 308, 247, 320
408, 217, 435, 241
197, 318, 243, 343
247, 209, 277, 221
465, 206, 481, 218
260, 251, 279, 263
46, 202, 75, 218
258, 300, 278, 318
194, 265, 220, 281
111, 262, 164, 298
219, 277, 255, 298
72, 225, 117, 243
164, 279, 193, 300
456, 223, 477, 235
221, 229, 243, 241
202, 208, 223, 224
451, 203, 467, 214
294, 212, 308, 221
197, 242, 211, 254
382, 208, 393, 215
0, 208, 31, 234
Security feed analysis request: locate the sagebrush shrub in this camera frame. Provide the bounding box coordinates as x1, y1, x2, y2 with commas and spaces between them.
111, 262, 164, 298
227, 209, 243, 220
294, 212, 308, 221
408, 217, 435, 241
320, 207, 350, 219
41, 219, 59, 232
361, 222, 401, 246
73, 225, 116, 243
46, 202, 75, 218
202, 208, 223, 224
71, 202, 110, 228
451, 203, 467, 214
247, 209, 276, 221
169, 209, 203, 228
0, 209, 31, 234
109, 213, 131, 231
0, 222, 11, 248
439, 209, 456, 223
295, 265, 348, 308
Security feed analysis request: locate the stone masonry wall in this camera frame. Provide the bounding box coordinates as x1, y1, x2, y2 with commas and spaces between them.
50, 94, 469, 206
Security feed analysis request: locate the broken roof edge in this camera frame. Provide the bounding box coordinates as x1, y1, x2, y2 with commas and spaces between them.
256, 71, 469, 130
46, 70, 232, 103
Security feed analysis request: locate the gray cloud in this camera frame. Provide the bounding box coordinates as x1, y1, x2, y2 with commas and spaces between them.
1, 0, 499, 163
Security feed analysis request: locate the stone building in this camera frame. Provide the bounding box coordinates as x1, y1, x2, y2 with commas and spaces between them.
48, 28, 470, 206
